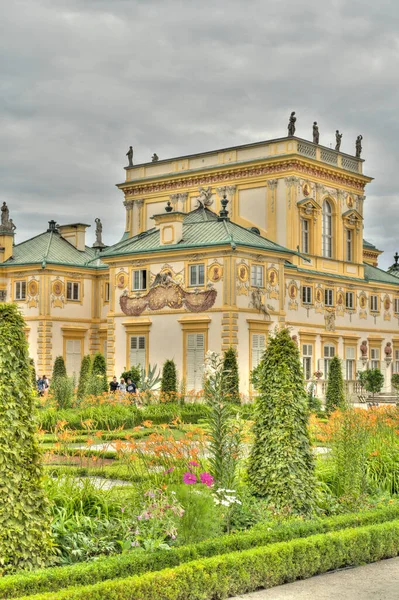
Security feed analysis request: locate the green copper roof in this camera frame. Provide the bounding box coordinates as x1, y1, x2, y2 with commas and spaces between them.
364, 263, 399, 285
3, 231, 107, 269
101, 207, 293, 258
286, 262, 399, 286
363, 239, 379, 250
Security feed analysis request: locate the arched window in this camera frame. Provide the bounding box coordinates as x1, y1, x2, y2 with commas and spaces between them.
322, 199, 333, 258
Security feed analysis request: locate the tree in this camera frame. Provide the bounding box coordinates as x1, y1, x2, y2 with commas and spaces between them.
161, 359, 177, 396
325, 356, 346, 414
121, 365, 141, 388
76, 354, 92, 401
0, 303, 53, 573
51, 355, 67, 384
91, 352, 108, 392
221, 347, 240, 404
359, 368, 384, 400
248, 327, 316, 515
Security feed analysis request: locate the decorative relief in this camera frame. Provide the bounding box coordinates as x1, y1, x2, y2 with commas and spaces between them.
120, 275, 217, 316
336, 290, 345, 317
359, 292, 367, 319
288, 280, 299, 311
315, 286, 323, 313
325, 309, 336, 331
51, 279, 64, 308
347, 195, 354, 208
208, 262, 223, 283
249, 288, 273, 320
384, 295, 391, 321
236, 261, 249, 295
27, 278, 39, 308
267, 267, 279, 300
116, 271, 128, 289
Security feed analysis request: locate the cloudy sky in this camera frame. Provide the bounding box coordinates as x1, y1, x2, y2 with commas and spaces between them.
1, 0, 398, 269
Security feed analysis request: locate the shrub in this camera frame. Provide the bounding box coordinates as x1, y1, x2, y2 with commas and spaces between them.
248, 328, 316, 515
359, 368, 385, 400
325, 356, 345, 414
391, 374, 399, 395
161, 359, 178, 395
0, 303, 53, 574
221, 346, 240, 404
91, 353, 108, 392
6, 519, 399, 599
52, 376, 74, 409
121, 365, 141, 388
76, 355, 92, 401
29, 358, 37, 391
51, 356, 67, 384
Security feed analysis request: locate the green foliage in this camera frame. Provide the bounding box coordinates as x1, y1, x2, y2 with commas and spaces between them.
359, 368, 385, 399
52, 376, 74, 410
121, 365, 141, 388
248, 327, 316, 515
91, 353, 108, 392
0, 303, 53, 574
306, 380, 322, 412
6, 519, 399, 599
86, 373, 107, 397
325, 356, 346, 414
161, 359, 178, 395
51, 356, 67, 383
173, 485, 222, 546
76, 355, 92, 401
221, 347, 240, 404
140, 364, 161, 391
29, 358, 37, 391
3, 504, 399, 598
391, 374, 399, 392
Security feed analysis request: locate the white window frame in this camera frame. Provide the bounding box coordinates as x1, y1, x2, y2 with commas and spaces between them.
325, 288, 334, 307
189, 264, 205, 287
370, 295, 378, 312
345, 291, 354, 310
66, 281, 80, 301
322, 199, 333, 258
323, 344, 335, 378
346, 228, 353, 262
251, 265, 264, 288
345, 346, 356, 380
301, 218, 310, 254
15, 280, 26, 301
302, 344, 313, 381
132, 269, 147, 291
370, 348, 380, 370
302, 285, 312, 304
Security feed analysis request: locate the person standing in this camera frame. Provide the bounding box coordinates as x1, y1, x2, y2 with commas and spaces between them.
119, 377, 127, 393
109, 376, 119, 392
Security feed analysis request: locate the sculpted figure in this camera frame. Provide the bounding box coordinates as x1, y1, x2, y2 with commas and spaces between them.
95, 218, 103, 245
360, 340, 368, 357
335, 130, 343, 151
385, 342, 392, 357
1, 202, 9, 227
126, 146, 134, 167
151, 153, 159, 162
313, 122, 319, 144
288, 111, 296, 136
355, 135, 363, 158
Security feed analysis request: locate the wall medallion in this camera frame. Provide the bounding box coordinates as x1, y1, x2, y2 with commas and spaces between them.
51, 279, 64, 308
347, 195, 354, 208
302, 182, 311, 197
116, 272, 128, 289
208, 262, 223, 283
28, 280, 38, 297
238, 263, 249, 283
52, 280, 63, 296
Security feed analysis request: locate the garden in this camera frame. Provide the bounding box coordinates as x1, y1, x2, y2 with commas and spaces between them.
3, 302, 399, 599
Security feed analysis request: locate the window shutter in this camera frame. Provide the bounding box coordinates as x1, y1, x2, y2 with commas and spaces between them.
252, 334, 266, 370
186, 333, 205, 391
130, 336, 146, 369
66, 339, 81, 377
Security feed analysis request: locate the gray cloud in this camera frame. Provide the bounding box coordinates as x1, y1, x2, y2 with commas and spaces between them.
1, 0, 399, 267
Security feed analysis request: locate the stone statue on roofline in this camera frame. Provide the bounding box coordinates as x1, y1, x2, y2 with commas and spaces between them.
93, 218, 105, 249
355, 135, 363, 158
288, 111, 296, 136
126, 145, 134, 167
151, 153, 159, 162
313, 122, 319, 144
335, 130, 343, 151
1, 202, 16, 232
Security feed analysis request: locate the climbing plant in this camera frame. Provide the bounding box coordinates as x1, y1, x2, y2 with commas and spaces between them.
76, 354, 92, 401
325, 356, 346, 414
91, 352, 108, 392
161, 359, 178, 396
221, 347, 240, 404
51, 355, 67, 384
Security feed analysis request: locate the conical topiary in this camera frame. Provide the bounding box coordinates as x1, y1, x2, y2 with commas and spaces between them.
161, 359, 177, 397
325, 355, 346, 414
51, 355, 67, 384
76, 354, 92, 401
248, 327, 316, 515
0, 303, 53, 573
221, 347, 240, 404
91, 352, 108, 393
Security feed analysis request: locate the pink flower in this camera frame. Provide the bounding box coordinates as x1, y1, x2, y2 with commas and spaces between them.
188, 460, 200, 467
183, 472, 197, 485
164, 467, 175, 475
200, 472, 214, 487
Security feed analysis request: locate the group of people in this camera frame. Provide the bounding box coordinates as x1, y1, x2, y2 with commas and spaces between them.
37, 375, 49, 396
109, 376, 138, 395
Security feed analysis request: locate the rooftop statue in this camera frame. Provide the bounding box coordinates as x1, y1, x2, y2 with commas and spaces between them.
93, 217, 105, 248
151, 153, 159, 162
335, 130, 343, 151
1, 202, 15, 231
126, 145, 134, 167
313, 122, 319, 144
288, 111, 296, 136
355, 135, 363, 158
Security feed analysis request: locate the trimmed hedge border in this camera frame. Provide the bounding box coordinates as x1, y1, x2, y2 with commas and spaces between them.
2, 504, 399, 599
15, 520, 399, 600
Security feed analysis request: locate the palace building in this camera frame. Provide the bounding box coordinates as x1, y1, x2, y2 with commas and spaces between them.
1, 130, 399, 399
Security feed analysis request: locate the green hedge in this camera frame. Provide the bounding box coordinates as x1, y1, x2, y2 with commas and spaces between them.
14, 520, 399, 600
3, 504, 399, 599
37, 404, 209, 431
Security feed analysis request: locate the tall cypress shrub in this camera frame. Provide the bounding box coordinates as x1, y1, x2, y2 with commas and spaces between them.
0, 304, 52, 573
91, 352, 108, 392
161, 359, 177, 396
248, 328, 316, 515
51, 355, 67, 384
221, 347, 240, 404
325, 356, 346, 414
76, 354, 92, 401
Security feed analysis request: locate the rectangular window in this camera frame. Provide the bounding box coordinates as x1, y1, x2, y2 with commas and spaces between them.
104, 282, 110, 302
65, 339, 82, 377
189, 264, 205, 287
395, 350, 399, 374
345, 291, 354, 309
395, 298, 399, 313
302, 286, 312, 304
186, 332, 205, 391
346, 346, 355, 380
301, 219, 309, 254
132, 270, 147, 291
130, 335, 146, 370
15, 280, 26, 301
370, 295, 378, 312
370, 348, 380, 370
302, 344, 313, 380
66, 282, 80, 301
251, 265, 264, 288
325, 288, 334, 307
323, 344, 335, 378
346, 229, 353, 262
251, 333, 266, 370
